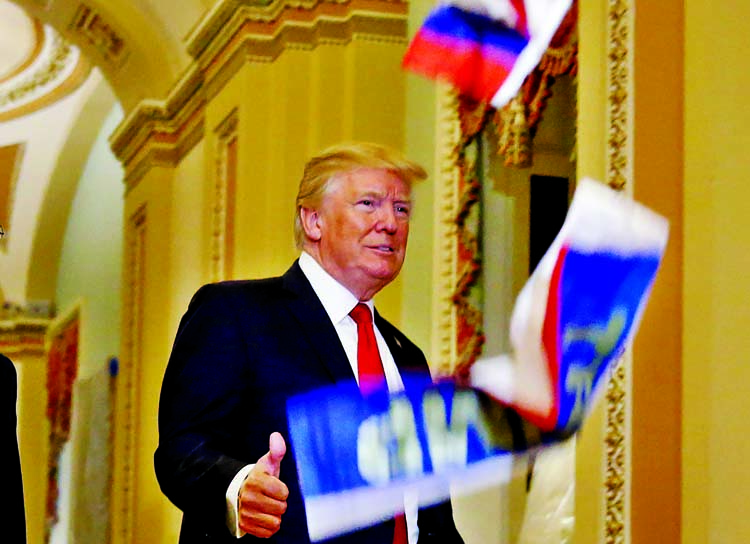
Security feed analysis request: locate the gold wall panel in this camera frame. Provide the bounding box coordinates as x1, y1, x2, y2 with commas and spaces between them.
111, 204, 145, 544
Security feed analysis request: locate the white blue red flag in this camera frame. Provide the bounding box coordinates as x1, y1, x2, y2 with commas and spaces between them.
288, 377, 530, 541
287, 178, 669, 540
470, 178, 669, 432
403, 0, 573, 108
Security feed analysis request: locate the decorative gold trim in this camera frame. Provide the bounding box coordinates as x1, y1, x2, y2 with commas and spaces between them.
0, 318, 49, 355
111, 205, 146, 544
211, 109, 239, 282
186, 0, 406, 58
604, 0, 633, 542
604, 361, 628, 543
606, 0, 632, 192
0, 55, 91, 123
432, 83, 460, 375
0, 27, 92, 122
69, 3, 129, 68
110, 0, 407, 190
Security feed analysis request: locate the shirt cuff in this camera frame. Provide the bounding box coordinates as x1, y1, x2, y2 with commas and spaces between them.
225, 464, 254, 538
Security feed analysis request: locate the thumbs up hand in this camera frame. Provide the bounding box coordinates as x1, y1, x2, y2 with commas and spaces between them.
255, 431, 286, 477
239, 432, 289, 538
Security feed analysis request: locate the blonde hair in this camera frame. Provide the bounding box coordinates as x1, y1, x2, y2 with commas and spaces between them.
294, 142, 427, 249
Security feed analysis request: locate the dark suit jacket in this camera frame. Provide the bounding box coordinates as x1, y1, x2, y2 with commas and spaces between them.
156, 262, 463, 543
2, 354, 27, 543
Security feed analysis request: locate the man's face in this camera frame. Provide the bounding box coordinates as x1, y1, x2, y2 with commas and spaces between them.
310, 168, 412, 300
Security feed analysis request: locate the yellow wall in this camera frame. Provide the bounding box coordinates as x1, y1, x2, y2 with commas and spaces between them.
631, 1, 683, 542
15, 353, 48, 544
684, 1, 750, 542
574, 1, 608, 542
402, 0, 438, 354
225, 43, 407, 318
576, 2, 685, 542
117, 165, 181, 544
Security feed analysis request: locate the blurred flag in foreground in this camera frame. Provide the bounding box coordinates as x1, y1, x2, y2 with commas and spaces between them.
288, 178, 668, 541
403, 0, 573, 108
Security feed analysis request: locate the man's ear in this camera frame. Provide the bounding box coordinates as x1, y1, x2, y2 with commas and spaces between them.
299, 207, 322, 242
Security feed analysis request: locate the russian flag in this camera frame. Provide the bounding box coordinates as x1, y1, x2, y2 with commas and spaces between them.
471, 179, 669, 433
403, 0, 573, 108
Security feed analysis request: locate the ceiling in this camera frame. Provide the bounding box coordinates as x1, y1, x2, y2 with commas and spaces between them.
0, 0, 213, 307
0, 0, 91, 306
0, 2, 37, 81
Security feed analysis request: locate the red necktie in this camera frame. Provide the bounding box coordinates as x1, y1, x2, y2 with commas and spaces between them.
349, 303, 408, 544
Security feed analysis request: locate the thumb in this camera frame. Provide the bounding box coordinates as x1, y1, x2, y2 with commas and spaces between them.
256, 432, 286, 478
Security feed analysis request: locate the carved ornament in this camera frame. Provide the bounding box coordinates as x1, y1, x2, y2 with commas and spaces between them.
604, 0, 633, 541
0, 25, 91, 123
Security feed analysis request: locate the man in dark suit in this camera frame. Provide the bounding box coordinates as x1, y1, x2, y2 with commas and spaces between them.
156, 142, 464, 543
2, 353, 27, 543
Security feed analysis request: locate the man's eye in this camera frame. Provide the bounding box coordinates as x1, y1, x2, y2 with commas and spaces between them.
359, 200, 373, 207
396, 205, 410, 216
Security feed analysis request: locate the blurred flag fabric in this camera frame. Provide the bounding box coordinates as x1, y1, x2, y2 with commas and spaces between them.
288, 377, 533, 542
403, 0, 573, 108
470, 178, 669, 433
288, 179, 669, 541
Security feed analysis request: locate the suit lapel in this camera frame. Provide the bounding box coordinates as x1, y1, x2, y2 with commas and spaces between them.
281, 261, 355, 384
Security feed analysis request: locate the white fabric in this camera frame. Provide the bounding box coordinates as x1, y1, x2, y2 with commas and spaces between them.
226, 252, 415, 541
225, 464, 254, 537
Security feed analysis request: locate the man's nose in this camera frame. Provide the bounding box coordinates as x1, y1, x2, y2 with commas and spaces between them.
375, 206, 398, 233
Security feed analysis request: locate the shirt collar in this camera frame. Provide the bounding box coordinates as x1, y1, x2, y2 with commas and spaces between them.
298, 252, 374, 324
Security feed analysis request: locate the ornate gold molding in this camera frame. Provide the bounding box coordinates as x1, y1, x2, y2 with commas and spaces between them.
432, 84, 460, 375
606, 0, 632, 192
604, 362, 628, 543
186, 0, 406, 58
111, 205, 146, 544
110, 0, 408, 191
211, 109, 239, 282
0, 26, 91, 123
110, 66, 206, 193
0, 318, 49, 355
70, 4, 129, 68
604, 0, 633, 542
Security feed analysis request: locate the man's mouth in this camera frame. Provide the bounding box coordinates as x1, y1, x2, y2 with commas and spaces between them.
368, 245, 395, 253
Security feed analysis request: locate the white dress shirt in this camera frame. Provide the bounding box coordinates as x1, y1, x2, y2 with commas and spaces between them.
226, 252, 418, 542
